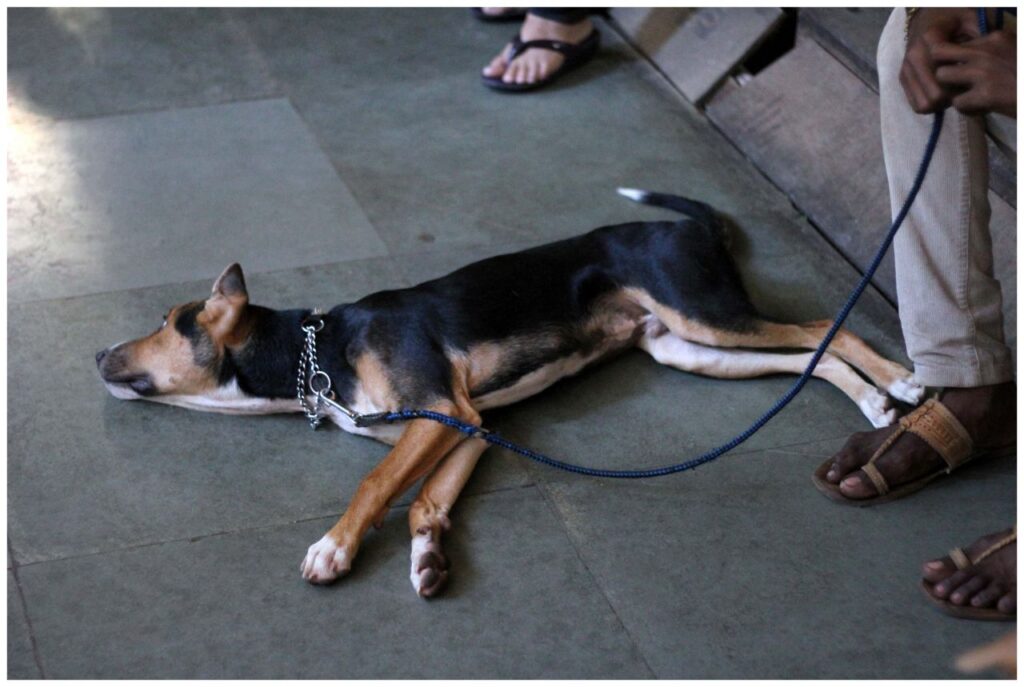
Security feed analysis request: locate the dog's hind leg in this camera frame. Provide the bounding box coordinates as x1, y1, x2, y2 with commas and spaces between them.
300, 399, 480, 585
639, 329, 898, 428
627, 290, 923, 406
406, 437, 489, 597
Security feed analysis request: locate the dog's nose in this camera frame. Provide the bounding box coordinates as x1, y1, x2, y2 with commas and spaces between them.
95, 349, 108, 366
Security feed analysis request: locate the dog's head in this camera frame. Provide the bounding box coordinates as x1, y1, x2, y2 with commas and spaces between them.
97, 263, 252, 405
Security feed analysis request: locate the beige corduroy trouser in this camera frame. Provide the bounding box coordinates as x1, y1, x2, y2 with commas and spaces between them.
877, 8, 1014, 387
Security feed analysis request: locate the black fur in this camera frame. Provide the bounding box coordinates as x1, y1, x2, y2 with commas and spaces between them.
227, 196, 759, 409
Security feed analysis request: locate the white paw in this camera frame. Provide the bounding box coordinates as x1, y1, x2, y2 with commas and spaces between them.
300, 534, 351, 585
888, 375, 925, 405
859, 389, 897, 428
409, 532, 448, 598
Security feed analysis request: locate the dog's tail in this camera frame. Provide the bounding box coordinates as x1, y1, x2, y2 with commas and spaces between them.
616, 187, 721, 226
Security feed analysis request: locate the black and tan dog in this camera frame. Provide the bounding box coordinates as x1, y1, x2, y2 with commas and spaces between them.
96, 190, 924, 597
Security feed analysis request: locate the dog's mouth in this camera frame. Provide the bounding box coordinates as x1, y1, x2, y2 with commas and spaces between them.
102, 374, 156, 399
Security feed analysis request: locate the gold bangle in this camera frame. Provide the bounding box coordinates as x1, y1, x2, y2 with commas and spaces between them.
905, 7, 919, 42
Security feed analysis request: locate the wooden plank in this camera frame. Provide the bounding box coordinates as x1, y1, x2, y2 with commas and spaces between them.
801, 8, 1015, 208
706, 34, 1016, 347
611, 7, 784, 104
801, 8, 890, 91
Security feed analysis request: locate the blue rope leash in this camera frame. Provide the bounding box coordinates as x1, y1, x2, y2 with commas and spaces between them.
356, 113, 944, 478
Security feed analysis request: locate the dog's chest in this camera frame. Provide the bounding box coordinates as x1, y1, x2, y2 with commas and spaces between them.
324, 380, 405, 445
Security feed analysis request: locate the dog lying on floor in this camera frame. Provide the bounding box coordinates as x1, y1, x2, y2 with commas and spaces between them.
96, 190, 924, 597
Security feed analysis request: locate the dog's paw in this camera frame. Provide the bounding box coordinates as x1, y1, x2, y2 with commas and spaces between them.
887, 375, 925, 406
410, 530, 449, 598
859, 388, 897, 428
300, 534, 351, 585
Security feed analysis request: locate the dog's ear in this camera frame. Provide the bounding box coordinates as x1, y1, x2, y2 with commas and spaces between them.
202, 263, 249, 340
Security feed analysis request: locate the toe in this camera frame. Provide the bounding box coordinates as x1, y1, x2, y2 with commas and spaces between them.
483, 45, 511, 77
997, 590, 1016, 614
502, 60, 518, 83
950, 574, 989, 605
971, 581, 1005, 607
922, 557, 955, 582
933, 569, 973, 599
838, 471, 878, 499
828, 432, 876, 483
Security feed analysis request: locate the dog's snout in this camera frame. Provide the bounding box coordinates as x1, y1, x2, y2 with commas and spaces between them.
95, 349, 108, 366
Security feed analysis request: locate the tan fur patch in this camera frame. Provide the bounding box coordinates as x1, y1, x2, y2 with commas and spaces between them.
122, 305, 221, 395
353, 351, 400, 409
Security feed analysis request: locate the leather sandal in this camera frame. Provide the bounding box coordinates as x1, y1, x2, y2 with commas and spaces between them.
921, 527, 1017, 621
482, 29, 601, 92
812, 396, 1015, 506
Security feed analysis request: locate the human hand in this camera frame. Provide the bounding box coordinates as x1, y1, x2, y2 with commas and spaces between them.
900, 8, 982, 113
934, 31, 1017, 118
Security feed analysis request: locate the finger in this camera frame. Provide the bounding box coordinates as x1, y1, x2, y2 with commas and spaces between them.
952, 87, 993, 116
935, 64, 983, 87
929, 42, 979, 65
908, 51, 951, 110
900, 60, 931, 112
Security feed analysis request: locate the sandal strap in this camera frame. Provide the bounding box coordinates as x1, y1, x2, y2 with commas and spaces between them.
861, 463, 890, 495
861, 421, 908, 495
971, 527, 1017, 566
949, 547, 972, 570
901, 398, 974, 472
508, 32, 592, 61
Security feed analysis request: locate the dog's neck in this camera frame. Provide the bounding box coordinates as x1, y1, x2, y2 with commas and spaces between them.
227, 305, 355, 400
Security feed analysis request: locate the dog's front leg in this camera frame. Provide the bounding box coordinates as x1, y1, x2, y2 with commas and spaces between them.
407, 437, 489, 597
300, 401, 478, 584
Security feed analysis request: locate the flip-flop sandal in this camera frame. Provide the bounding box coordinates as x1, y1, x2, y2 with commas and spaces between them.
471, 8, 527, 23
921, 527, 1017, 621
812, 396, 1015, 506
482, 29, 601, 93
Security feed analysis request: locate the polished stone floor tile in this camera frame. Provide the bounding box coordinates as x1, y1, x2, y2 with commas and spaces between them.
8, 99, 388, 303
17, 488, 652, 678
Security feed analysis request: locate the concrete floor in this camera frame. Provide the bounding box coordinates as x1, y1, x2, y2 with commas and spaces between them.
7, 8, 1014, 679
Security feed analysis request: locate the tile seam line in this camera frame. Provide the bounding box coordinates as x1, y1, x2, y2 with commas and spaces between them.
604, 14, 900, 314
530, 477, 658, 678
14, 92, 287, 125
279, 96, 543, 251
7, 541, 48, 678
11, 482, 536, 570
8, 254, 400, 308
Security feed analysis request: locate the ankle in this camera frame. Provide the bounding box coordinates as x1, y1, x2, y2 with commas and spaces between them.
521, 13, 593, 41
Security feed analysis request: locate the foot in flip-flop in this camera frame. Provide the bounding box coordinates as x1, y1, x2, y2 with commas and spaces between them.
922, 527, 1017, 620
482, 13, 599, 92
472, 7, 527, 23
813, 382, 1015, 505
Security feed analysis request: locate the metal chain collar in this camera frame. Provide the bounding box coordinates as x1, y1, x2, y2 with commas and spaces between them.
297, 316, 330, 429
296, 313, 359, 429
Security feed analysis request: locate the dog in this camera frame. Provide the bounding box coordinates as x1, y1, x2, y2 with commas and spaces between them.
96, 189, 924, 597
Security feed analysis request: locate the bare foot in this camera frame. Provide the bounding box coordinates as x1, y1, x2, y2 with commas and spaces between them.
923, 527, 1016, 614
482, 13, 594, 86
824, 382, 1015, 499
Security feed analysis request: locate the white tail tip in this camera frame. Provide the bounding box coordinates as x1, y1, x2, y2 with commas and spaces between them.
616, 187, 649, 203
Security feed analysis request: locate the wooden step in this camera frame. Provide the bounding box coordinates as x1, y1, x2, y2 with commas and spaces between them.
706, 33, 1016, 349
610, 7, 783, 105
